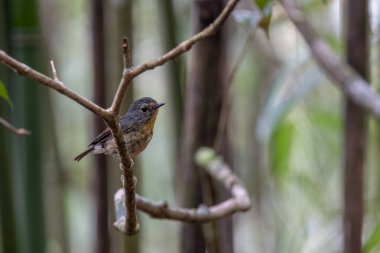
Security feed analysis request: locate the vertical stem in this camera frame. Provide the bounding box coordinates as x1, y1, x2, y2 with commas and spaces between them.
91, 0, 110, 252
180, 0, 231, 252
343, 0, 368, 252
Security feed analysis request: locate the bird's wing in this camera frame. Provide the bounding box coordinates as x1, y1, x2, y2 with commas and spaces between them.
120, 113, 140, 133
89, 114, 138, 146
89, 127, 112, 146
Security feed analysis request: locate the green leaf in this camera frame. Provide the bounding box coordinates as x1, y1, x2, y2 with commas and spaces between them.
254, 0, 271, 10
0, 80, 13, 108
256, 60, 321, 142
363, 222, 380, 253
253, 0, 273, 35
234, 1, 273, 35
269, 119, 295, 179
258, 10, 272, 37
310, 110, 341, 132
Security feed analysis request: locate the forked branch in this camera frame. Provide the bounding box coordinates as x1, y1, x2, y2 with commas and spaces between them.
0, 0, 244, 236
110, 0, 240, 113
113, 148, 251, 231
0, 51, 106, 117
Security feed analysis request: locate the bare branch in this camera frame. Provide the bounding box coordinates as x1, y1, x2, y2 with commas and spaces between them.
104, 116, 139, 235
0, 116, 31, 136
113, 148, 251, 229
110, 0, 240, 113
122, 37, 132, 68
0, 51, 107, 117
108, 0, 241, 233
110, 38, 132, 114
0, 0, 241, 237
278, 0, 380, 119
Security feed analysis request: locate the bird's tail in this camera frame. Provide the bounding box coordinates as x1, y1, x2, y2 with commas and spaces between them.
74, 147, 93, 162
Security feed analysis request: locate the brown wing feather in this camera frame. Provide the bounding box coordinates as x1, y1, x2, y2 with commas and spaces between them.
89, 127, 112, 146
88, 113, 137, 146
74, 146, 94, 161
74, 114, 141, 161
73, 124, 112, 162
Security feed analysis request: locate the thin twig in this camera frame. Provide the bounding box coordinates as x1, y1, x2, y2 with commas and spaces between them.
0, 116, 31, 136
108, 0, 240, 234
110, 0, 240, 113
123, 37, 132, 68
113, 148, 251, 229
0, 0, 241, 236
0, 51, 107, 117
278, 0, 380, 119
50, 60, 60, 82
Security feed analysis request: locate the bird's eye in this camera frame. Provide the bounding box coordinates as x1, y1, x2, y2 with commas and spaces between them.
141, 106, 148, 112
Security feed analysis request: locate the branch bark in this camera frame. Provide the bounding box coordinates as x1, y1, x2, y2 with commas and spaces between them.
278, 0, 380, 119
343, 0, 368, 252
0, 51, 106, 117
104, 38, 139, 236
109, 0, 240, 113
0, 0, 241, 236
0, 116, 31, 136
113, 148, 251, 231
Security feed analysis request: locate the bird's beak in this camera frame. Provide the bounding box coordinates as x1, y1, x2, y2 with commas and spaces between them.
154, 103, 165, 110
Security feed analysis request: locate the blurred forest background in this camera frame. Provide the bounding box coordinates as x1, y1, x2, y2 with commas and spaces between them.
0, 0, 380, 253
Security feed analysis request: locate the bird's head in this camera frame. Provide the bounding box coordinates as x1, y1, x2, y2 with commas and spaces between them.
127, 97, 165, 129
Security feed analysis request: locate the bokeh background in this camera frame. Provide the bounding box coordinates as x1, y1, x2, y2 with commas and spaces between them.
0, 0, 380, 252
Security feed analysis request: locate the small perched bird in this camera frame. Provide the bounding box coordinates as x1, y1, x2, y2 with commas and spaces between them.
74, 97, 164, 162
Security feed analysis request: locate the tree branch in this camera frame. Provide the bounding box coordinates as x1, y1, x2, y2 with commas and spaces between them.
104, 115, 139, 235
103, 38, 139, 235
0, 51, 107, 117
0, 116, 31, 136
278, 0, 380, 119
0, 0, 241, 236
113, 148, 251, 230
109, 0, 240, 113
110, 0, 241, 234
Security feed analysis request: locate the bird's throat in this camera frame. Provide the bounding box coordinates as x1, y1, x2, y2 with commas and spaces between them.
147, 110, 158, 130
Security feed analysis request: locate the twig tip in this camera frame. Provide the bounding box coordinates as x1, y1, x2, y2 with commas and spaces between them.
122, 37, 129, 51
19, 129, 32, 136
195, 147, 217, 167
49, 60, 60, 81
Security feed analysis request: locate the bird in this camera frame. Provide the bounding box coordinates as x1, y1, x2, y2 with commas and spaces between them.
74, 97, 164, 162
